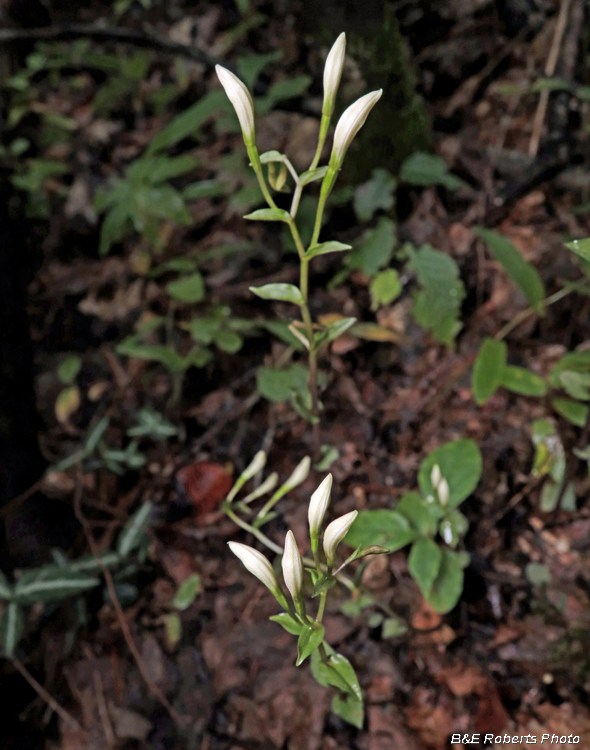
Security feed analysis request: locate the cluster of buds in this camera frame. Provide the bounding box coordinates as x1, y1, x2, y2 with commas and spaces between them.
215, 32, 382, 197
228, 473, 358, 623
430, 463, 449, 507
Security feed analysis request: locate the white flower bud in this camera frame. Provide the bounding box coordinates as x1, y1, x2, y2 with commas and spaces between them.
228, 542, 277, 592
431, 464, 442, 489
308, 474, 333, 538
282, 456, 311, 493
323, 32, 346, 116
215, 65, 255, 144
442, 521, 453, 546
282, 530, 304, 601
329, 90, 382, 168
242, 450, 266, 481
323, 510, 358, 565
438, 477, 449, 507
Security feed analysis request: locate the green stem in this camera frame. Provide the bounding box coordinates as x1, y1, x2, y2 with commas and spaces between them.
495, 287, 572, 341
309, 113, 331, 171
225, 507, 284, 555
316, 590, 327, 624
248, 145, 277, 209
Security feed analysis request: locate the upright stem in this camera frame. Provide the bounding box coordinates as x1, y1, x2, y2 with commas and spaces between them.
309, 113, 331, 171
316, 590, 327, 624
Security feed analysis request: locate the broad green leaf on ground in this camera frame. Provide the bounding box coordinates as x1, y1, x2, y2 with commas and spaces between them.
353, 168, 396, 223
166, 273, 205, 303
370, 269, 402, 311
400, 151, 468, 190
147, 89, 228, 153
500, 366, 547, 396
551, 397, 589, 427
565, 238, 590, 262
419, 439, 482, 509
548, 350, 590, 388
346, 217, 396, 276
172, 574, 201, 610
118, 501, 153, 557
382, 616, 409, 638
395, 492, 442, 536
472, 338, 507, 404
406, 244, 465, 346
558, 371, 590, 400
424, 549, 464, 613
256, 364, 309, 402
476, 227, 545, 310
1, 602, 24, 656
408, 537, 442, 596
13, 567, 100, 604
344, 509, 416, 552
249, 283, 303, 306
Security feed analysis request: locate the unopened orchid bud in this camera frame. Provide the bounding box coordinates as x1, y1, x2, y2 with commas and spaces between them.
438, 477, 449, 507
323, 510, 358, 566
228, 542, 278, 592
242, 450, 266, 481
283, 456, 311, 493
322, 32, 346, 117
329, 90, 382, 168
215, 65, 255, 145
282, 531, 304, 606
431, 464, 442, 489
442, 521, 453, 546
308, 474, 333, 542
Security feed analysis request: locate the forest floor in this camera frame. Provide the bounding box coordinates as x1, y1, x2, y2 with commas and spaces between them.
3, 1, 590, 749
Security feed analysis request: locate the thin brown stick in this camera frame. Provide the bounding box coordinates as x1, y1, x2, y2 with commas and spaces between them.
0, 23, 222, 69
73, 474, 189, 727
10, 656, 82, 732
528, 0, 574, 157
93, 670, 116, 748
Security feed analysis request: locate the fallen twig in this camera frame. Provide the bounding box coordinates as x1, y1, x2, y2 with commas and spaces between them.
0, 23, 223, 70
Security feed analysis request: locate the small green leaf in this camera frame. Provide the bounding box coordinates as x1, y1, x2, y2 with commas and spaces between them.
256, 364, 309, 402
172, 574, 201, 610
353, 168, 396, 222
243, 207, 291, 222
117, 501, 153, 557
164, 612, 182, 650
344, 509, 416, 552
559, 371, 590, 401
400, 152, 468, 190
269, 613, 305, 635
166, 273, 205, 303
408, 537, 442, 596
549, 350, 590, 387
418, 440, 482, 509
525, 562, 551, 586
314, 317, 357, 348
532, 419, 565, 481
500, 366, 547, 396
476, 227, 545, 310
472, 338, 507, 404
214, 330, 243, 354
296, 623, 325, 666
382, 616, 408, 639
312, 574, 337, 598
346, 217, 396, 276
1, 602, 24, 656
299, 166, 329, 186
552, 397, 589, 427
57, 355, 82, 385
396, 492, 442, 536
304, 241, 352, 259
332, 693, 364, 729
425, 549, 464, 613
310, 650, 358, 695
339, 594, 374, 617
311, 644, 363, 700
565, 237, 590, 262
258, 150, 285, 164
250, 283, 303, 306
370, 269, 402, 311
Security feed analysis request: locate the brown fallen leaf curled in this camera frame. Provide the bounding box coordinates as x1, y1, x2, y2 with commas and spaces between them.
176, 461, 233, 515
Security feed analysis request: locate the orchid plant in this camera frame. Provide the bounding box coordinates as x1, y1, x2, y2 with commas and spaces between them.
225, 453, 388, 728
216, 34, 382, 458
